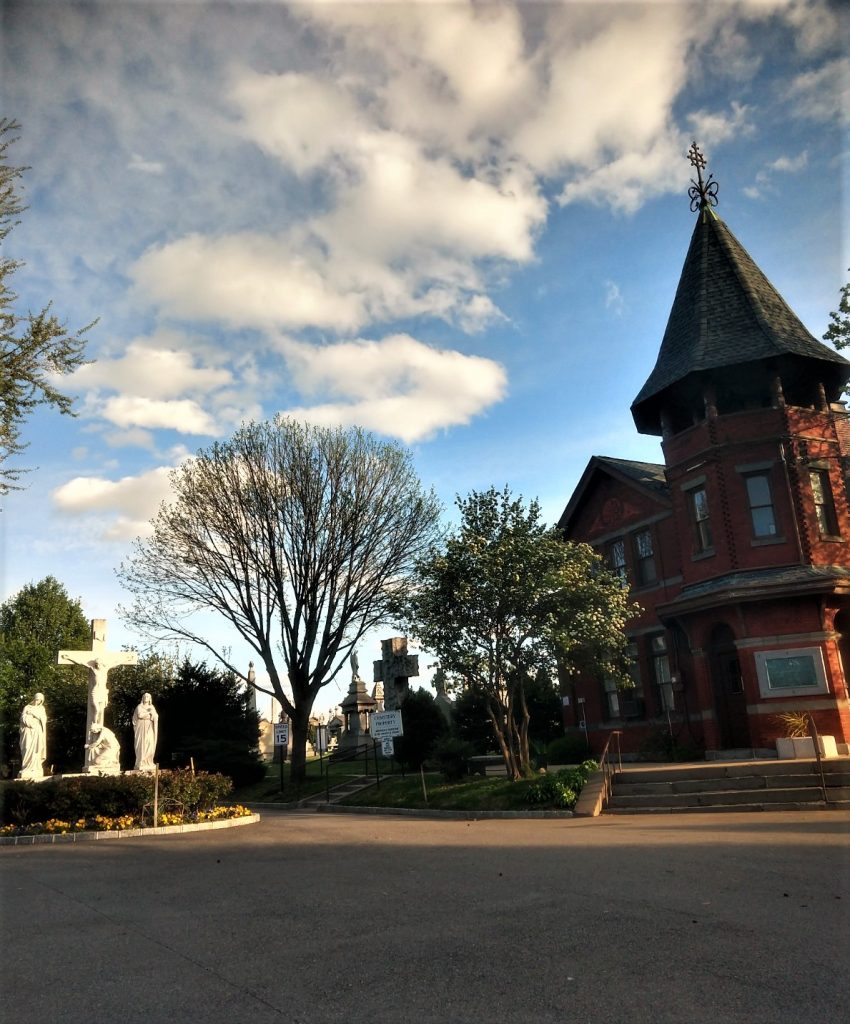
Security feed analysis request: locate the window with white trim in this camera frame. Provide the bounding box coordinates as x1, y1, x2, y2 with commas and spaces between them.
690, 487, 713, 553
744, 472, 777, 538
809, 468, 839, 537
633, 529, 657, 586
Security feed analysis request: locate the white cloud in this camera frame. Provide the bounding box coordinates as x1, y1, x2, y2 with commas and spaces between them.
746, 149, 810, 198
277, 334, 507, 443
101, 396, 218, 435
104, 427, 156, 449
231, 71, 362, 175
515, 6, 692, 175
53, 465, 176, 539
128, 153, 164, 174
782, 0, 842, 57
68, 337, 232, 399
605, 281, 624, 316
770, 152, 809, 173
686, 103, 751, 148
132, 232, 366, 331
313, 137, 545, 263
787, 58, 849, 122
558, 134, 685, 213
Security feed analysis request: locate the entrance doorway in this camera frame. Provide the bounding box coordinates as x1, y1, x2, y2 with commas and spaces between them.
708, 624, 751, 749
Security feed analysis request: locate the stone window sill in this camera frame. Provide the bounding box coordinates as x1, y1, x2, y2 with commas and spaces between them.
691, 548, 715, 562
751, 536, 786, 547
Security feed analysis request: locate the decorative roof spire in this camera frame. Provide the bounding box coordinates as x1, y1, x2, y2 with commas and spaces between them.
687, 141, 719, 212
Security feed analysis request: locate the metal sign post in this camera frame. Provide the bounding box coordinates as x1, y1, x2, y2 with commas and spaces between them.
274, 722, 289, 791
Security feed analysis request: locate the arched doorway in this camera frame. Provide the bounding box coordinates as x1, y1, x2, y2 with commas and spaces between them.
708, 623, 751, 749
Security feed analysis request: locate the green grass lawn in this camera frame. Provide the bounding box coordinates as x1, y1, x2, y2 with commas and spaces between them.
234, 753, 393, 803
338, 773, 553, 811
236, 757, 589, 811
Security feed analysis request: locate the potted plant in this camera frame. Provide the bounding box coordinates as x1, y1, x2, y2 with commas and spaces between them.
774, 712, 838, 759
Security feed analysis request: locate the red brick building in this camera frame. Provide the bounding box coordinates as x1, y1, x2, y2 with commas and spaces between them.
558, 180, 850, 757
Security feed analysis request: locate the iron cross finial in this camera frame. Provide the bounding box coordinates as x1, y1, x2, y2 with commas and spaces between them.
687, 141, 719, 212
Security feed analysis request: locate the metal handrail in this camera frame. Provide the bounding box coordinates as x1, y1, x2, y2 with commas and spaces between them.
598, 730, 623, 810
805, 713, 829, 805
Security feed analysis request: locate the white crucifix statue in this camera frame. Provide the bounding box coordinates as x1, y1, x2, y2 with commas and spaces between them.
57, 618, 138, 771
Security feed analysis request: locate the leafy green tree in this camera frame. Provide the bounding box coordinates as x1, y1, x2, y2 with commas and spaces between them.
524, 667, 564, 748
397, 487, 638, 780
118, 417, 442, 784
453, 687, 496, 755
823, 273, 850, 349
392, 687, 448, 770
0, 120, 91, 497
0, 576, 90, 773
154, 659, 264, 786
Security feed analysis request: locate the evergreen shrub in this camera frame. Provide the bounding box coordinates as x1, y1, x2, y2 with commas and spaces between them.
526, 760, 598, 809
0, 769, 232, 826
432, 736, 473, 781
546, 734, 593, 765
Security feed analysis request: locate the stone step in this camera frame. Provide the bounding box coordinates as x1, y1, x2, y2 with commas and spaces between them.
613, 761, 849, 785
610, 785, 850, 809
605, 800, 847, 815
615, 775, 850, 796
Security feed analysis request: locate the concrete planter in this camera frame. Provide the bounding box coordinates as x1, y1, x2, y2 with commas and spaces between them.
776, 735, 838, 759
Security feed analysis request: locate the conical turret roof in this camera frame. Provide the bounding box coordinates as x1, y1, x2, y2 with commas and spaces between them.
631, 211, 849, 435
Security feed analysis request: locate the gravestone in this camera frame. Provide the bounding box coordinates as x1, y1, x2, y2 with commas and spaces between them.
338, 651, 377, 751
373, 637, 419, 712
57, 618, 138, 772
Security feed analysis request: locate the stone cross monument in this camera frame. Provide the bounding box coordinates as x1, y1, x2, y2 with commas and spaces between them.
373, 637, 419, 712
57, 618, 138, 771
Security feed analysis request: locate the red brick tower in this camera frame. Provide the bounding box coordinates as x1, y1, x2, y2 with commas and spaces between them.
560, 145, 850, 755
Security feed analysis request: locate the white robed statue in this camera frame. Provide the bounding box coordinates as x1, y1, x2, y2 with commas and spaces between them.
85, 723, 121, 775
19, 693, 47, 780
132, 693, 159, 771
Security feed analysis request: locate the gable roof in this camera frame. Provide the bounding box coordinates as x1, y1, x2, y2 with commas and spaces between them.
557, 455, 669, 535
631, 211, 849, 434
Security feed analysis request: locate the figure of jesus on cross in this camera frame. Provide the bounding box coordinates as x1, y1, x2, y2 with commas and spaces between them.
57, 619, 138, 772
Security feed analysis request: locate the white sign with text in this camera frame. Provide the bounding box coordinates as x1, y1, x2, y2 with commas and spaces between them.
370, 710, 403, 740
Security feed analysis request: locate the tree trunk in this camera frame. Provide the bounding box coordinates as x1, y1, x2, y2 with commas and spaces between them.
517, 683, 532, 776
487, 702, 523, 781
288, 703, 311, 785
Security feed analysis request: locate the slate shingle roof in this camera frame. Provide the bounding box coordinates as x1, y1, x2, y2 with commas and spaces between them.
595, 457, 668, 494
661, 565, 850, 613
557, 455, 670, 534
631, 211, 849, 432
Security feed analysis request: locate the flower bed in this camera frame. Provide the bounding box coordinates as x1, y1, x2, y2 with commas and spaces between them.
0, 804, 252, 838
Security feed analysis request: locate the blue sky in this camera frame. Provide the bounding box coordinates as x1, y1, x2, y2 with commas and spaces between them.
1, 0, 846, 715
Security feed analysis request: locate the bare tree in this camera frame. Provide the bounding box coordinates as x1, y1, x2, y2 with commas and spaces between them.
118, 417, 442, 782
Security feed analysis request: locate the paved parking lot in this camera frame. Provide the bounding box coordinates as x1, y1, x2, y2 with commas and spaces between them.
2, 809, 848, 1024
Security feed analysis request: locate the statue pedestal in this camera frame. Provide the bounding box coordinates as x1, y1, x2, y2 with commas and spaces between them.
82, 764, 122, 777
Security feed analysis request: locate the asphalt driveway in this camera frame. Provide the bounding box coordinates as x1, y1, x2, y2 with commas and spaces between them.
2, 809, 848, 1024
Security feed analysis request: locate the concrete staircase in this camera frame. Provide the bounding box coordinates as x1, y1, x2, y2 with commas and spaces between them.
296, 775, 377, 810
606, 758, 850, 813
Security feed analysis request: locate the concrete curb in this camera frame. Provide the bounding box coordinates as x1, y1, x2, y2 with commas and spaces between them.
312, 804, 573, 819
0, 813, 261, 846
